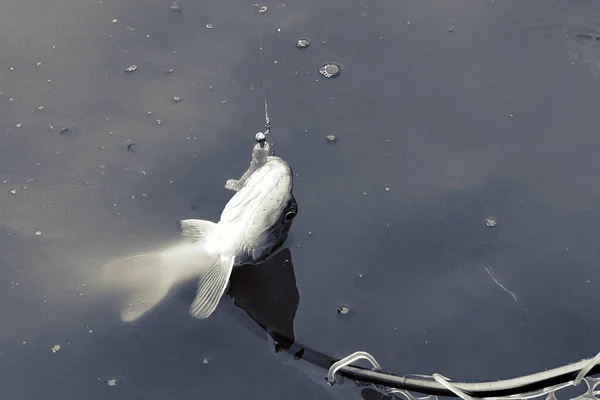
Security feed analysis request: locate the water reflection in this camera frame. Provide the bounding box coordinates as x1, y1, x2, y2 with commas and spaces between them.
227, 248, 377, 400
228, 248, 299, 352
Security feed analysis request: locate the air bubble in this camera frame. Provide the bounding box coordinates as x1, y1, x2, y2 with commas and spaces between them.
485, 216, 497, 227
319, 63, 341, 78
296, 39, 310, 48
125, 65, 137, 73
337, 305, 350, 315
169, 1, 181, 12
326, 134, 336, 142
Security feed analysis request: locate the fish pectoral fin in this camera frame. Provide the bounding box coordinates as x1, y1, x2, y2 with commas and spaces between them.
189, 255, 235, 319
180, 219, 217, 242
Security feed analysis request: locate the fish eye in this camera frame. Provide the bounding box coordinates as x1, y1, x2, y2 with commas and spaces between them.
284, 211, 297, 221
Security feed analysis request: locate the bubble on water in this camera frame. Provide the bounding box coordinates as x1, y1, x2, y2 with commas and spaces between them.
156, 119, 162, 125
167, 68, 174, 74
485, 216, 498, 227
15, 123, 21, 128
35, 231, 42, 236
296, 38, 310, 48
112, 19, 118, 23
169, 1, 181, 12
205, 23, 213, 29
51, 344, 61, 353
448, 27, 454, 32
258, 5, 268, 13
107, 379, 118, 387
173, 96, 181, 103
319, 63, 341, 78
60, 128, 69, 135
326, 134, 336, 142
202, 357, 210, 364
125, 65, 137, 73
385, 186, 391, 191
337, 305, 350, 315
36, 106, 44, 111
9, 188, 16, 195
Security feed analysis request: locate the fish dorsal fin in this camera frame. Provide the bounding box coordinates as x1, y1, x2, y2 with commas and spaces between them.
189, 255, 235, 319
180, 219, 217, 242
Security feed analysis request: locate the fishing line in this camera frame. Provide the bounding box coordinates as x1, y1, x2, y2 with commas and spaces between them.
257, 24, 271, 135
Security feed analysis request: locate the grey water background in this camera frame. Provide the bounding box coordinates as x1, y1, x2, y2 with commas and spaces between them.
2, 0, 600, 398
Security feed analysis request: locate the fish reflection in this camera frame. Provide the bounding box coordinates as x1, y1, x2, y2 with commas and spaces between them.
227, 248, 375, 400
227, 248, 298, 351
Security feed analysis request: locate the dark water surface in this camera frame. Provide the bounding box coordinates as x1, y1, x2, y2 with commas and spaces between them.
2, 0, 600, 399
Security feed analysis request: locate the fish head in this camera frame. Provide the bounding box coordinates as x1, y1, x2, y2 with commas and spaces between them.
220, 156, 298, 264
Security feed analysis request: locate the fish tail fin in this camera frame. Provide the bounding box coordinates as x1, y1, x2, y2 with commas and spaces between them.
98, 252, 176, 322
98, 219, 232, 322
189, 254, 236, 319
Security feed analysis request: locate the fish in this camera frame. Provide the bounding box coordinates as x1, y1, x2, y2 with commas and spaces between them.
99, 150, 298, 322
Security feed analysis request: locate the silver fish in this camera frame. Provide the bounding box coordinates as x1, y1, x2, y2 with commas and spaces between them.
100, 142, 298, 322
